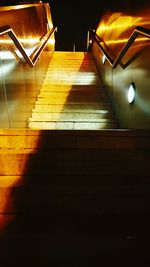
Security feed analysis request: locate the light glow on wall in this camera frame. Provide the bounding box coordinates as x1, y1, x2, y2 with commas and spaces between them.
105, 37, 149, 45
48, 38, 55, 45
0, 37, 39, 45
96, 8, 150, 57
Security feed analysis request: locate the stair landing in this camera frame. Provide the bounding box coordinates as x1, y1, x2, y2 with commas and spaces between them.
29, 52, 117, 129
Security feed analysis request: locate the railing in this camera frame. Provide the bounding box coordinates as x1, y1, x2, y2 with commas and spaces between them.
89, 26, 150, 69
0, 25, 57, 67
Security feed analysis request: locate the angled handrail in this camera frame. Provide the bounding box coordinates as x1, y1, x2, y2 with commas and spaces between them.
0, 25, 57, 67
90, 26, 150, 69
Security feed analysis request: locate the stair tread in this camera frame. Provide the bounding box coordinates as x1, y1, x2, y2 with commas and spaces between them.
32, 110, 113, 114
29, 121, 117, 130
30, 113, 115, 121
28, 51, 117, 130
34, 103, 112, 108
36, 99, 111, 104
32, 109, 113, 113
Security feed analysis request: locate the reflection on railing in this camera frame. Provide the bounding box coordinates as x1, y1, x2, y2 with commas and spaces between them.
0, 25, 57, 67
90, 26, 150, 69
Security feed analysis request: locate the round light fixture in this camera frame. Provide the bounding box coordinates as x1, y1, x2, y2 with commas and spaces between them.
102, 54, 106, 64
127, 82, 136, 104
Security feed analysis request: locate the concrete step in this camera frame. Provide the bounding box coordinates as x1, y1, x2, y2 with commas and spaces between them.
50, 51, 85, 57
0, 144, 149, 176
1, 185, 150, 214
32, 107, 112, 114
42, 80, 100, 86
39, 90, 107, 97
0, 129, 149, 180
0, 173, 149, 187
0, 213, 147, 266
36, 96, 108, 102
40, 85, 106, 92
33, 103, 112, 112
45, 66, 98, 72
29, 112, 115, 121
28, 121, 117, 129
35, 99, 111, 105
1, 129, 149, 149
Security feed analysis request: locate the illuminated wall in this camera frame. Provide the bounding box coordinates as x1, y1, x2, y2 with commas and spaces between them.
91, 6, 150, 129
0, 3, 55, 128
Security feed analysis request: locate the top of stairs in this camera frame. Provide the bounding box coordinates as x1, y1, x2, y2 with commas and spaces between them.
29, 51, 118, 130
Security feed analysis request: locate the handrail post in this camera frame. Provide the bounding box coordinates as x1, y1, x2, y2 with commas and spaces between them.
73, 43, 75, 52
86, 30, 90, 51
0, 26, 57, 67
89, 26, 150, 69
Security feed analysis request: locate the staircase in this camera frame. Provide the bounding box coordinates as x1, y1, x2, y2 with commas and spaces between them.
0, 129, 150, 266
29, 51, 117, 130
0, 51, 150, 266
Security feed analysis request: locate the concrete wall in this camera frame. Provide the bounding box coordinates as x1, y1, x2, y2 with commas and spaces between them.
0, 3, 55, 128
91, 7, 150, 129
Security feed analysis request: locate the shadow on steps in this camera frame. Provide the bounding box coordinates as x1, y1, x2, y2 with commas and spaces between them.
0, 130, 150, 266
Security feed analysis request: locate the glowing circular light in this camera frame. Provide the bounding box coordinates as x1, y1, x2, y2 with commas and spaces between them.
102, 54, 106, 64
127, 82, 136, 104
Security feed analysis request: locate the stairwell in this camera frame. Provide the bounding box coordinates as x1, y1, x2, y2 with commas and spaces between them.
0, 51, 150, 266
29, 51, 117, 130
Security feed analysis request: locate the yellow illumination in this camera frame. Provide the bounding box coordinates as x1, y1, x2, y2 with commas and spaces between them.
97, 13, 137, 36
0, 188, 16, 231
0, 40, 13, 45
105, 37, 149, 45
0, 131, 41, 230
45, 71, 96, 85
0, 37, 39, 45
29, 53, 112, 130
97, 13, 140, 35
96, 9, 150, 47
30, 55, 84, 129
48, 38, 55, 45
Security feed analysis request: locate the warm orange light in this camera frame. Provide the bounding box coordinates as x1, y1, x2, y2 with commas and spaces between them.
96, 7, 150, 61
0, 131, 41, 230
105, 37, 149, 45
48, 38, 55, 45
29, 52, 109, 130
0, 37, 39, 45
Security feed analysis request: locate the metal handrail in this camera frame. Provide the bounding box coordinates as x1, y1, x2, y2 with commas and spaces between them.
90, 26, 150, 69
0, 25, 57, 67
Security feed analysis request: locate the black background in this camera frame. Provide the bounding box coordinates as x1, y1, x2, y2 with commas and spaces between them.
0, 0, 150, 50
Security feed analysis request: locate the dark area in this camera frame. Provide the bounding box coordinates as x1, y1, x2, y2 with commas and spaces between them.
0, 0, 150, 50
48, 0, 150, 51
1, 131, 150, 266
49, 1, 101, 51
